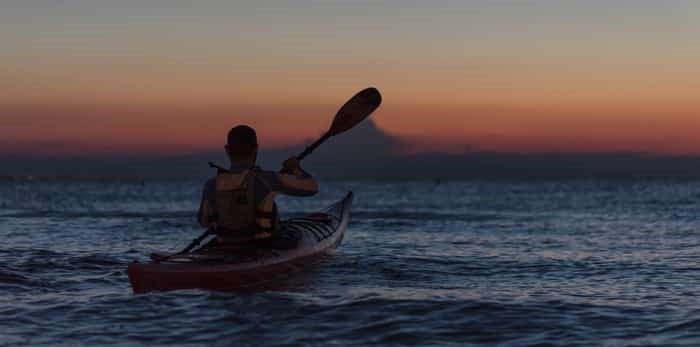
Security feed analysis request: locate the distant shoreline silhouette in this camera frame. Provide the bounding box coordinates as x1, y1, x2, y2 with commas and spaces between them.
3, 121, 700, 180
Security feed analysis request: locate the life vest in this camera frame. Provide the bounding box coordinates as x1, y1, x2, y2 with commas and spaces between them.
210, 163, 275, 241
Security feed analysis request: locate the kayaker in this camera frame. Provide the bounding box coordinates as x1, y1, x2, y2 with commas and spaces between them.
197, 125, 318, 249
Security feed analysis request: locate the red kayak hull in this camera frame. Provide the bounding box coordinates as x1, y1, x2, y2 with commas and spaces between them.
127, 192, 352, 293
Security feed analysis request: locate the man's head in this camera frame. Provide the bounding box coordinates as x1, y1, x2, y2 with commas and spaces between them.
225, 125, 258, 163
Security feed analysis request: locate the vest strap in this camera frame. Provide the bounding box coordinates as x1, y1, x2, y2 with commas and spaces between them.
208, 161, 230, 173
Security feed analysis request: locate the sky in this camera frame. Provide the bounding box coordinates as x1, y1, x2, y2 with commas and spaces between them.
1, 0, 699, 156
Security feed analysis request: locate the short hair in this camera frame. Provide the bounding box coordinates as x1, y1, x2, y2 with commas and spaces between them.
227, 125, 258, 156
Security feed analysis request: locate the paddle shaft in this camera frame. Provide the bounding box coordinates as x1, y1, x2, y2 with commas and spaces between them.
179, 229, 212, 254
153, 229, 212, 262
297, 132, 330, 161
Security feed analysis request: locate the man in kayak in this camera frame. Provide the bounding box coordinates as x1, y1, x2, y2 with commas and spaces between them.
197, 125, 318, 249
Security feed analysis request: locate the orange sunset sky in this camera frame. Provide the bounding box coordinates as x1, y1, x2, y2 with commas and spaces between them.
1, 1, 699, 156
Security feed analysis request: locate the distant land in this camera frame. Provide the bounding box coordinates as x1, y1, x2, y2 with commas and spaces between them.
2, 121, 700, 180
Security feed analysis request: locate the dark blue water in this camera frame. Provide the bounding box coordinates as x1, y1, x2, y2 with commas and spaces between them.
2, 179, 700, 346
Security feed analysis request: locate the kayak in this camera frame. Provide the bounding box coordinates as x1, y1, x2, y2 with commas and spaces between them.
127, 192, 353, 294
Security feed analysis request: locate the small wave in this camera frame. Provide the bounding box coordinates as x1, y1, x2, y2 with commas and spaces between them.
69, 254, 123, 269
1, 249, 124, 272
0, 267, 35, 285
657, 316, 700, 333
353, 210, 502, 222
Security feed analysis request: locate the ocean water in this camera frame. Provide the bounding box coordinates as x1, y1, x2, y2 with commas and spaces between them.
2, 179, 700, 346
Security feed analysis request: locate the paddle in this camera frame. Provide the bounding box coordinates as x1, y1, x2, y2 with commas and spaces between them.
296, 87, 382, 160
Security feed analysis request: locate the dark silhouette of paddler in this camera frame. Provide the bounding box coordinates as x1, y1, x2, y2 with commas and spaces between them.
197, 125, 318, 249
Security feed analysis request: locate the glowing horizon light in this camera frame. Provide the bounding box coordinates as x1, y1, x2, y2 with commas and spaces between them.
2, 1, 700, 156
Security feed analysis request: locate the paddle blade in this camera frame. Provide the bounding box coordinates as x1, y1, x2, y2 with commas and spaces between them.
328, 87, 382, 136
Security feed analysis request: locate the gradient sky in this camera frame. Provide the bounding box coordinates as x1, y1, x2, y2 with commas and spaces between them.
2, 1, 699, 156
